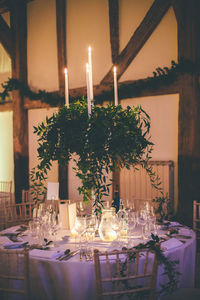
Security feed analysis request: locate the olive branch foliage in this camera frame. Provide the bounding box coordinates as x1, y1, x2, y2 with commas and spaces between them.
32, 98, 161, 214
119, 234, 180, 297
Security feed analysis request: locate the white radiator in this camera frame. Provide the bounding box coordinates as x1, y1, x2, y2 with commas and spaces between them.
120, 160, 174, 209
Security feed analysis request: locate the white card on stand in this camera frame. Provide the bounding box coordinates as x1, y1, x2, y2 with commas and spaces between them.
47, 182, 59, 200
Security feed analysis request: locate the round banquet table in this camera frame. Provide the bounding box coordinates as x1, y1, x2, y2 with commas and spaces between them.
0, 223, 196, 300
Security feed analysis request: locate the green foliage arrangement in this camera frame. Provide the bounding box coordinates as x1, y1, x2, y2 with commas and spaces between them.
32, 98, 160, 213
29, 167, 47, 204
152, 194, 171, 222
122, 234, 180, 296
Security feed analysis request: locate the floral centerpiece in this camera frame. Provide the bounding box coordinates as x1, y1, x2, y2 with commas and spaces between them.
32, 98, 159, 214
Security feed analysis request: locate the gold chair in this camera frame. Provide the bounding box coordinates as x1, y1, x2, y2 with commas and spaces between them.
22, 189, 33, 203
94, 248, 158, 300
193, 200, 200, 249
0, 248, 30, 299
0, 181, 12, 205
3, 202, 35, 228
0, 204, 7, 230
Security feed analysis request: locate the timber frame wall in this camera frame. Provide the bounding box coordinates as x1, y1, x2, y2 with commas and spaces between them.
0, 0, 200, 225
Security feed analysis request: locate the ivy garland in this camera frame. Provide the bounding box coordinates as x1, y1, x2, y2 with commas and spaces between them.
0, 58, 197, 106
121, 234, 180, 297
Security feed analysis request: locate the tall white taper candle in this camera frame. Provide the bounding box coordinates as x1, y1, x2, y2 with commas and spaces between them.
86, 63, 91, 116
64, 68, 69, 107
113, 66, 118, 106
88, 46, 94, 101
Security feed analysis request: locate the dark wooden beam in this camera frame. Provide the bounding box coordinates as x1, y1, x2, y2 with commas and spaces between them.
101, 0, 171, 84
56, 0, 68, 200
0, 0, 33, 13
0, 15, 12, 57
20, 77, 180, 110
0, 101, 12, 111
108, 0, 119, 64
56, 0, 66, 94
172, 0, 200, 225
10, 1, 29, 203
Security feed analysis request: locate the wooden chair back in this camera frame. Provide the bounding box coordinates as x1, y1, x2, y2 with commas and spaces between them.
3, 202, 35, 228
0, 181, 12, 205
94, 248, 158, 300
193, 200, 200, 252
22, 189, 33, 203
0, 248, 30, 299
193, 200, 200, 232
0, 205, 7, 230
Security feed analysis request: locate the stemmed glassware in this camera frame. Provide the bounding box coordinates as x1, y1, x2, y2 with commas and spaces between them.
127, 211, 137, 240
146, 206, 157, 235
73, 216, 87, 249
137, 209, 148, 240
85, 215, 96, 257
111, 215, 123, 247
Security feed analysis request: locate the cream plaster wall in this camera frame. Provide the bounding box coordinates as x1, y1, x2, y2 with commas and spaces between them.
121, 95, 179, 210
27, 0, 59, 91
67, 0, 111, 89
0, 111, 14, 190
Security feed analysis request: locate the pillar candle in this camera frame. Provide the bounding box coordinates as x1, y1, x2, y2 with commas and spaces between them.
86, 63, 91, 116
64, 67, 69, 107
88, 46, 94, 100
113, 66, 118, 106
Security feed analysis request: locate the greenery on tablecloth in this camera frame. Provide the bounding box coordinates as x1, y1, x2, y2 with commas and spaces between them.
121, 234, 180, 297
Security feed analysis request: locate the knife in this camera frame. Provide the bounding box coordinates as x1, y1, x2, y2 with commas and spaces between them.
60, 249, 80, 261
57, 249, 70, 261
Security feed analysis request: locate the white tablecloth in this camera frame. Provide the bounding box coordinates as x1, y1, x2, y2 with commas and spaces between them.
0, 225, 196, 300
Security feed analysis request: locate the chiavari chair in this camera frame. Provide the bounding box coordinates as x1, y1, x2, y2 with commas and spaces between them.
94, 248, 158, 300
0, 248, 30, 299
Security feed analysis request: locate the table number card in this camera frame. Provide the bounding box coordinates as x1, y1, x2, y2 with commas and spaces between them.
47, 182, 59, 200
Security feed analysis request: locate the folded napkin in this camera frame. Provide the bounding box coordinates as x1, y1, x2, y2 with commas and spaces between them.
30, 249, 62, 259
179, 228, 191, 236
1, 225, 21, 235
161, 238, 183, 251
168, 222, 180, 227
0, 236, 12, 244
3, 241, 28, 249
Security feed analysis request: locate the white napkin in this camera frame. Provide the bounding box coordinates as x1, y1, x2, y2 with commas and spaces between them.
30, 249, 62, 259
3, 241, 27, 249
0, 236, 11, 244
168, 222, 180, 227
1, 226, 20, 234
179, 228, 191, 236
161, 238, 183, 251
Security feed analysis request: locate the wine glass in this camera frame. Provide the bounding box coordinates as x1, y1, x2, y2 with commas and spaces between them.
147, 207, 157, 234
73, 216, 87, 249
111, 215, 124, 248
137, 210, 148, 240
85, 217, 96, 258
127, 211, 136, 237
